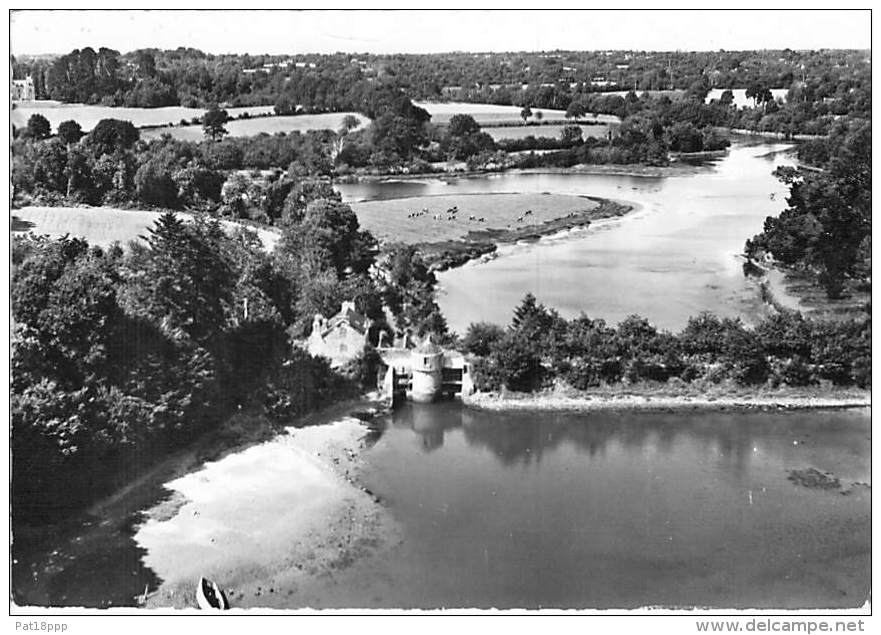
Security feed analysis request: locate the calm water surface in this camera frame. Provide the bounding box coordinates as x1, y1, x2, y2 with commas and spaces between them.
14, 142, 869, 610
305, 404, 870, 609
338, 142, 797, 332
13, 405, 869, 610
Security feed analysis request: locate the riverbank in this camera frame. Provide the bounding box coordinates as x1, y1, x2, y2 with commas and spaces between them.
339, 160, 712, 185
11, 398, 394, 609
12, 407, 282, 608
139, 398, 398, 610
747, 257, 869, 322
419, 197, 636, 271
465, 385, 871, 413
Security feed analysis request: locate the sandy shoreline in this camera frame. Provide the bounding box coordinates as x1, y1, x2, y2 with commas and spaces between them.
11, 398, 395, 610
465, 389, 871, 413
138, 400, 397, 610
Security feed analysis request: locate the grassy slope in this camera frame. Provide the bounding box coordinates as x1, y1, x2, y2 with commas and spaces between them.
12, 206, 280, 252
140, 112, 369, 141
11, 102, 275, 132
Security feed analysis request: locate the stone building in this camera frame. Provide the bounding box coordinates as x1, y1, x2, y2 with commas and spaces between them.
11, 76, 36, 101
306, 301, 371, 367
379, 342, 474, 404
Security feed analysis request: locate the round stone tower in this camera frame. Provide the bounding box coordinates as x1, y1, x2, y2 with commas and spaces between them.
409, 348, 443, 403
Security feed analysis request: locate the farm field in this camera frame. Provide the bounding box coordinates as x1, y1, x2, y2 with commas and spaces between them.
416, 101, 561, 125
11, 206, 280, 251
11, 100, 275, 132
597, 89, 687, 101
485, 123, 611, 141
350, 192, 599, 244
141, 112, 369, 141
705, 87, 788, 108
592, 88, 787, 109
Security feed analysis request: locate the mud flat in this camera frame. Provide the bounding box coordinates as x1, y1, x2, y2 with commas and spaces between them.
138, 404, 399, 610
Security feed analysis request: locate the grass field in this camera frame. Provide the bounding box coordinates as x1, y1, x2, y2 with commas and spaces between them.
11, 101, 275, 132
11, 206, 280, 251
141, 112, 369, 141
350, 192, 599, 244
416, 102, 569, 125
485, 123, 611, 141
416, 101, 621, 127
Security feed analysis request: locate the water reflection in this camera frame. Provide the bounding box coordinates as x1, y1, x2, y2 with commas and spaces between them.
348, 404, 870, 608
392, 402, 870, 477
338, 142, 798, 333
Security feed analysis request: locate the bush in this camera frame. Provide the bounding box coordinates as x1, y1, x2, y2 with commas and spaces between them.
462, 322, 505, 357
342, 345, 383, 390
563, 358, 622, 389
777, 356, 815, 387
488, 332, 546, 392
471, 356, 505, 392
262, 350, 354, 422
135, 161, 179, 208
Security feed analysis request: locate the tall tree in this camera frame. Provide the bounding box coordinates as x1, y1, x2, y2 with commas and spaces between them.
202, 105, 230, 141
57, 120, 84, 145
26, 114, 51, 140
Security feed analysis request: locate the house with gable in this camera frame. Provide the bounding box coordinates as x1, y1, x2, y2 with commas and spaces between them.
306, 300, 372, 367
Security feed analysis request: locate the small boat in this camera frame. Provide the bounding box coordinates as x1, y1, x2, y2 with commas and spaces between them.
196, 576, 229, 610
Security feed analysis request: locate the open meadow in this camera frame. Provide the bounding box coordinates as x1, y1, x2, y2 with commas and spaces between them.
350, 192, 599, 244
12, 206, 279, 251
415, 101, 568, 125
484, 123, 611, 141
11, 100, 275, 132
141, 112, 369, 141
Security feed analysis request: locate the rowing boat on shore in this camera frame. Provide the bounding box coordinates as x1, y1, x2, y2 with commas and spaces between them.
196, 577, 229, 610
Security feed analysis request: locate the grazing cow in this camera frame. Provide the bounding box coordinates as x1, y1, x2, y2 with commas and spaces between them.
478, 217, 486, 222
525, 209, 533, 216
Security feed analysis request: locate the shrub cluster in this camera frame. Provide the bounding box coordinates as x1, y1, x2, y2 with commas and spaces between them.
465, 294, 870, 393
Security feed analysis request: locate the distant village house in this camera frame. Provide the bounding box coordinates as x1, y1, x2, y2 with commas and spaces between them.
11, 76, 35, 101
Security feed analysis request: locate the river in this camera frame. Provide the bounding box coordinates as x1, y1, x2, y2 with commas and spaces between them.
13, 141, 870, 610
299, 404, 870, 609
338, 142, 800, 333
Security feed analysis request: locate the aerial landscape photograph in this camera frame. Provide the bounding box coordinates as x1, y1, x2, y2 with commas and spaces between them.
6, 7, 872, 625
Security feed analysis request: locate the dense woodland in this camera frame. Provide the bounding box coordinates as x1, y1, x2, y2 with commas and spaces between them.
746, 118, 871, 299
11, 208, 449, 521
10, 45, 872, 524
13, 46, 870, 135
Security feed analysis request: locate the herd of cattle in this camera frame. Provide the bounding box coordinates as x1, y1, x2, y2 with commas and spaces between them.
406, 206, 536, 225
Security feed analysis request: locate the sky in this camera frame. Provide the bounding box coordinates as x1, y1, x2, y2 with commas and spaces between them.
10, 9, 872, 57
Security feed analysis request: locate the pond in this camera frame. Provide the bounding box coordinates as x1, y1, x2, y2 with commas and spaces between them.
337, 142, 799, 333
